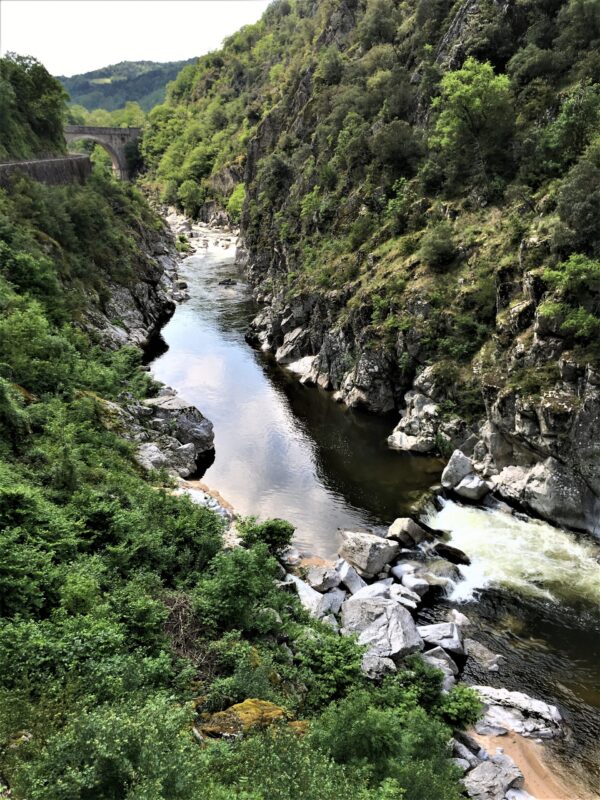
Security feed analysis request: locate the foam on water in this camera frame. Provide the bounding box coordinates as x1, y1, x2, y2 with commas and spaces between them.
426, 500, 600, 605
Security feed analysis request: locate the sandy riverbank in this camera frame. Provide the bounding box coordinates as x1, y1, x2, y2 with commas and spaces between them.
472, 731, 598, 800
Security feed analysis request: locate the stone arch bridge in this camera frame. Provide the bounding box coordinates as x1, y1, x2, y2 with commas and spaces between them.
64, 125, 142, 179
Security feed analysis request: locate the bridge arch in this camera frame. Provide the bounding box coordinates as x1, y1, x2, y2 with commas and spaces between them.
63, 125, 141, 180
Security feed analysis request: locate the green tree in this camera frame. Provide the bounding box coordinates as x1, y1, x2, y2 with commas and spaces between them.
430, 57, 515, 187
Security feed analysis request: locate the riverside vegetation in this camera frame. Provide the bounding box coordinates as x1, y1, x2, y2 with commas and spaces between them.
0, 54, 482, 799
142, 0, 600, 536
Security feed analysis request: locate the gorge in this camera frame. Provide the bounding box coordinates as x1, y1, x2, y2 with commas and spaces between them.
2, 0, 600, 796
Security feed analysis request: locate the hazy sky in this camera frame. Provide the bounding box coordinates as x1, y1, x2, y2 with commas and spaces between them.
0, 0, 271, 76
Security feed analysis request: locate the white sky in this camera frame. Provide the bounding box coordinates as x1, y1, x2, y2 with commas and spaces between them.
0, 0, 271, 76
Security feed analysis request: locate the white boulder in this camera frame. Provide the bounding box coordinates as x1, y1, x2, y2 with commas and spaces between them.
339, 530, 399, 578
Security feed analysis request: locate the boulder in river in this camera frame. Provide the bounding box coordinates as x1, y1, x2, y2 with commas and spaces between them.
136, 440, 198, 478
388, 583, 421, 610
349, 578, 393, 601
418, 622, 464, 655
386, 517, 432, 546
462, 751, 524, 800
432, 542, 471, 565
465, 639, 505, 673
442, 450, 474, 489
305, 566, 341, 592
283, 574, 330, 619
144, 393, 215, 454
336, 558, 367, 594
341, 595, 423, 659
339, 530, 399, 578
473, 686, 562, 738
279, 545, 302, 567
321, 587, 346, 615
401, 573, 431, 597
448, 608, 471, 627
441, 450, 490, 500
455, 473, 490, 501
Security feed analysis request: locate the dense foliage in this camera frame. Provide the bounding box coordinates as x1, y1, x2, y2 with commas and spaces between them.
59, 59, 197, 113
143, 0, 600, 415
0, 54, 67, 160
0, 54, 479, 798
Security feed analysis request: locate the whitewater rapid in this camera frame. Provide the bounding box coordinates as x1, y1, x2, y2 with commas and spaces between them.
426, 499, 600, 605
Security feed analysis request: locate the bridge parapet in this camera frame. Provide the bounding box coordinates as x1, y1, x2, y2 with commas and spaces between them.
63, 125, 142, 179
0, 154, 91, 188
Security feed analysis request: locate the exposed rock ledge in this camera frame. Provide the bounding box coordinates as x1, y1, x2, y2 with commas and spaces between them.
86, 211, 216, 481
279, 525, 565, 800
83, 220, 184, 350
245, 278, 600, 536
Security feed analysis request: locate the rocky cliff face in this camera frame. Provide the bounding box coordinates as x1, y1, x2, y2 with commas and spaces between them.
243, 254, 600, 536
83, 221, 179, 349
226, 0, 600, 538
85, 214, 215, 478
143, 0, 600, 536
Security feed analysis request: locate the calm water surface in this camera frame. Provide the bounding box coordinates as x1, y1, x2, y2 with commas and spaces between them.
149, 230, 600, 792
149, 236, 442, 557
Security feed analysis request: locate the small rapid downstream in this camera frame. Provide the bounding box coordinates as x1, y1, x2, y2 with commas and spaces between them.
149, 227, 600, 793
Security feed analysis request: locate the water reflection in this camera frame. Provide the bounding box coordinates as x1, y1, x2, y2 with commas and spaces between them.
149, 239, 441, 556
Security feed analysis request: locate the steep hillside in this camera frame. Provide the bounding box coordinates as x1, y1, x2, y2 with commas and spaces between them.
58, 59, 197, 112
144, 0, 600, 535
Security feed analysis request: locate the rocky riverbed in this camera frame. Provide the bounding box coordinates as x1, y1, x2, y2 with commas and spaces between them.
277, 524, 588, 800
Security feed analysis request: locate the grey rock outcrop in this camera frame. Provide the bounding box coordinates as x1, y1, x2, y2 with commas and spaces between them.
442, 450, 475, 489
442, 450, 490, 501
144, 394, 214, 454
305, 565, 342, 592
465, 639, 505, 673
387, 389, 439, 453
338, 531, 400, 578
462, 752, 524, 800
341, 595, 423, 659
473, 686, 562, 738
361, 650, 397, 680
337, 558, 368, 594
418, 622, 464, 655
468, 374, 600, 535
386, 517, 432, 546
283, 574, 332, 619
422, 645, 459, 691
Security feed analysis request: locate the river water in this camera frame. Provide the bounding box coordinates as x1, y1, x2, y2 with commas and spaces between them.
149, 229, 600, 793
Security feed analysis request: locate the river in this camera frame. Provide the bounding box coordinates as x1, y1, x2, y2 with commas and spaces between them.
149, 226, 600, 794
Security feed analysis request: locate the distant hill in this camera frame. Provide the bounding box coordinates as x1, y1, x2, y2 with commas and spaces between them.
58, 59, 197, 112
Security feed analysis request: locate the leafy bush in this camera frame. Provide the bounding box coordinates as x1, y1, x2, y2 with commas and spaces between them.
556, 139, 600, 254
430, 58, 515, 187
310, 690, 464, 800
290, 629, 365, 711
205, 728, 366, 800
420, 222, 457, 270
226, 182, 246, 223
11, 695, 202, 800
194, 544, 280, 632
238, 516, 294, 555
0, 54, 66, 160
